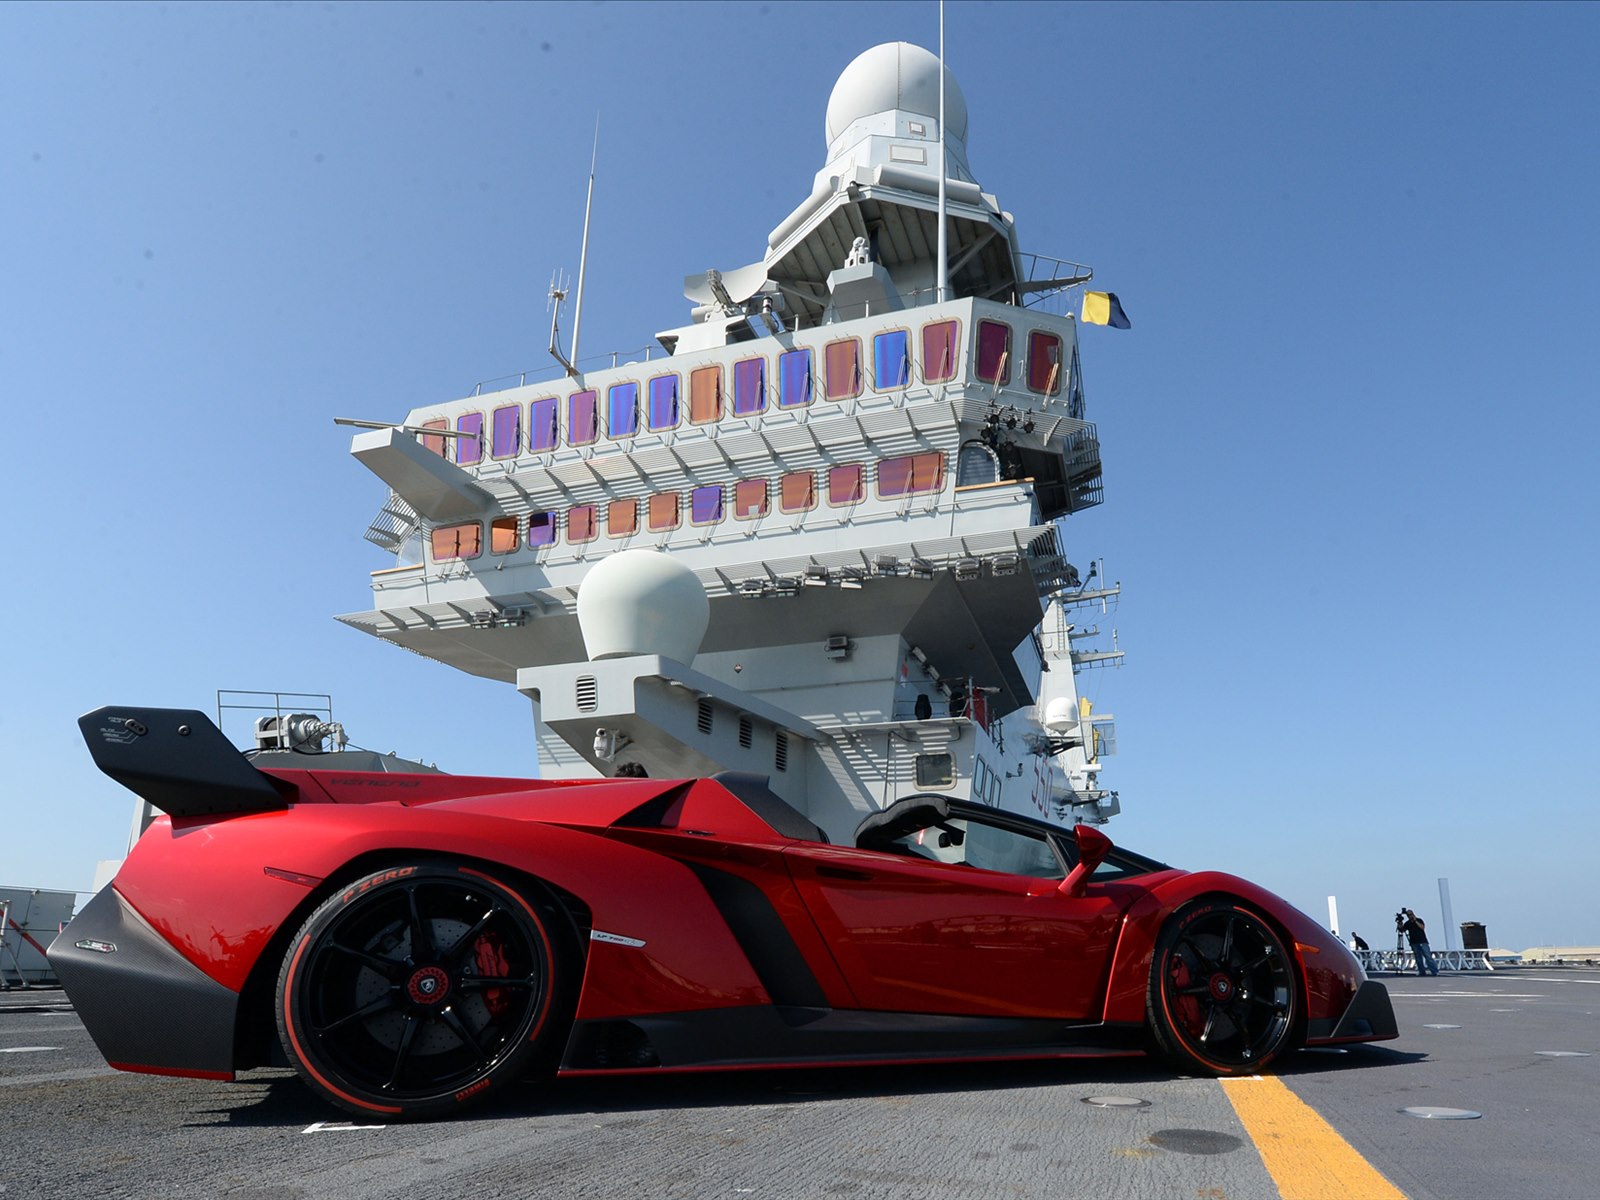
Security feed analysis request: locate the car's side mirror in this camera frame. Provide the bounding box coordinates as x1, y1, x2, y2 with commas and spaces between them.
1058, 824, 1113, 897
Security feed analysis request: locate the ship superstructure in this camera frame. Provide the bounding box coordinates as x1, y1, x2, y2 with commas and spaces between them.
338, 42, 1124, 841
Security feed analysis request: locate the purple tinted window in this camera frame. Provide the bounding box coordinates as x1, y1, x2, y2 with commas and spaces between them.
455, 412, 484, 465
691, 485, 724, 526
607, 382, 638, 439
647, 375, 679, 431
778, 348, 812, 408
491, 405, 520, 458
873, 330, 910, 389
568, 390, 597, 445
733, 358, 766, 417
529, 397, 558, 452
976, 320, 1011, 384
527, 511, 557, 548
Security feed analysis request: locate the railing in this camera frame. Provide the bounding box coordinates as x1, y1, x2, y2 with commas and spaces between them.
1357, 948, 1495, 973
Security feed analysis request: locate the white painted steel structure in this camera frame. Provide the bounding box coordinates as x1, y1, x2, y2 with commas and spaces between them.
339, 43, 1124, 843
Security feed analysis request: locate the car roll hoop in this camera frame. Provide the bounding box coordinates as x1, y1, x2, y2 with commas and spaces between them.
853, 794, 965, 854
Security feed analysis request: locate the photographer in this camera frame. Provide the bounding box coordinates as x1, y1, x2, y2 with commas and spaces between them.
1399, 908, 1439, 976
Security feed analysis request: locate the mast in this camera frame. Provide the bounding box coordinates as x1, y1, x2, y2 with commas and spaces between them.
936, 2, 948, 302
569, 118, 599, 375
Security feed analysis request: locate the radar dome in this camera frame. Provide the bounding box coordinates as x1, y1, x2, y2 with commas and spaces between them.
825, 42, 968, 148
576, 549, 710, 665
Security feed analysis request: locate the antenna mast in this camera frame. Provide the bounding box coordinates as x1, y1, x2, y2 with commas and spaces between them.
569, 117, 600, 376
936, 1, 949, 303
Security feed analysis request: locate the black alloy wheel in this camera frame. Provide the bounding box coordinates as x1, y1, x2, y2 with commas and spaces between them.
1148, 898, 1299, 1075
276, 862, 562, 1119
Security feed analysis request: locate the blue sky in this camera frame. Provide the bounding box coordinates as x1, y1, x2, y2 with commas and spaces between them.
3, 2, 1595, 952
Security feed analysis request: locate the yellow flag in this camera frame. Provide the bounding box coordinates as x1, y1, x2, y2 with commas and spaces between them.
1081, 291, 1131, 329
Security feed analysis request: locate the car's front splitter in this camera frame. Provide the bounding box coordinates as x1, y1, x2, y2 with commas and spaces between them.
1306, 978, 1399, 1044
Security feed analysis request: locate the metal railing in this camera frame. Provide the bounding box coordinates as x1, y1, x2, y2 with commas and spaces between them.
1357, 948, 1495, 974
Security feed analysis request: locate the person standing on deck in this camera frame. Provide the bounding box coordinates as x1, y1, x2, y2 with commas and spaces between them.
1401, 908, 1439, 975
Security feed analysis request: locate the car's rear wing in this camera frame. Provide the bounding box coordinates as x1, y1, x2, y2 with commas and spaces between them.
79, 706, 291, 819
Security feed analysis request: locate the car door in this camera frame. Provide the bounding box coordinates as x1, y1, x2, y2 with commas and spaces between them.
782, 806, 1126, 1020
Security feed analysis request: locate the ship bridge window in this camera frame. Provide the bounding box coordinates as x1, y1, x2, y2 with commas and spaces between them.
976, 320, 1011, 385
648, 492, 681, 532
735, 478, 769, 520
490, 516, 519, 555
692, 484, 724, 526
824, 338, 861, 401
1027, 330, 1063, 395
828, 464, 865, 506
647, 374, 680, 431
922, 319, 959, 383
778, 348, 813, 408
568, 390, 598, 446
568, 504, 597, 544
430, 521, 482, 562
455, 413, 484, 466
491, 405, 521, 459
879, 452, 947, 498
607, 498, 638, 538
607, 382, 639, 440
528, 511, 558, 548
914, 752, 955, 790
872, 329, 910, 390
420, 418, 448, 457
957, 441, 1000, 486
780, 470, 816, 513
733, 357, 766, 417
529, 397, 558, 452
689, 365, 722, 424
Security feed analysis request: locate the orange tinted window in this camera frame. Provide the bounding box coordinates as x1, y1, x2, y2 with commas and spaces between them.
780, 471, 816, 513
734, 479, 769, 519
648, 492, 681, 532
431, 522, 482, 561
568, 505, 597, 543
420, 419, 448, 457
828, 464, 864, 505
922, 320, 959, 383
879, 452, 947, 497
689, 365, 723, 424
607, 499, 638, 538
824, 339, 860, 400
490, 517, 519, 554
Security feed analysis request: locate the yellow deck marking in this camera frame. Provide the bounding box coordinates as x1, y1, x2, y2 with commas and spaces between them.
1221, 1075, 1405, 1200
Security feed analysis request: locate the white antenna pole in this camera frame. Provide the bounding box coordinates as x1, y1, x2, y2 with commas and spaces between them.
936, 1, 948, 303
569, 116, 599, 377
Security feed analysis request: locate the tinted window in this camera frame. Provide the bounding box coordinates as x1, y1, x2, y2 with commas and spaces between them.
873, 329, 910, 389
734, 479, 769, 519
922, 319, 959, 383
779, 471, 816, 513
568, 390, 598, 446
568, 505, 597, 543
824, 339, 860, 400
689, 365, 722, 424
647, 375, 679, 431
455, 412, 484, 465
879, 452, 946, 497
1027, 330, 1063, 394
431, 522, 481, 561
529, 398, 558, 452
976, 320, 1011, 384
527, 511, 558, 548
491, 405, 520, 458
648, 492, 680, 532
733, 357, 766, 416
607, 382, 638, 439
691, 484, 724, 526
778, 348, 812, 408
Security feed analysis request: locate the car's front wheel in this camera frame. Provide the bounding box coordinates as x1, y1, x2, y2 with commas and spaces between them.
1148, 898, 1299, 1075
276, 862, 565, 1119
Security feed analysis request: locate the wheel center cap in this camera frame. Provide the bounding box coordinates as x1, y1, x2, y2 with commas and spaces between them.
407, 965, 451, 1006
1209, 972, 1234, 1000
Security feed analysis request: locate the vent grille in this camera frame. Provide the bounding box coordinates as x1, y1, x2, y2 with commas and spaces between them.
738, 716, 753, 748
697, 699, 713, 735
775, 732, 789, 772
576, 676, 598, 713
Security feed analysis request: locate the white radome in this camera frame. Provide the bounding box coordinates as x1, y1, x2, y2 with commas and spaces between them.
576, 549, 710, 665
824, 41, 968, 148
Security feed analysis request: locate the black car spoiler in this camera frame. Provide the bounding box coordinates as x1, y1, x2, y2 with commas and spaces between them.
79, 706, 291, 819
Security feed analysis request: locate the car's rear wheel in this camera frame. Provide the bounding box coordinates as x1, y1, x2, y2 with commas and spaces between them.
1148, 898, 1299, 1075
276, 862, 563, 1119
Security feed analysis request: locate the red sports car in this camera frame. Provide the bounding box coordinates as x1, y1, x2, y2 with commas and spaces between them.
51, 706, 1396, 1120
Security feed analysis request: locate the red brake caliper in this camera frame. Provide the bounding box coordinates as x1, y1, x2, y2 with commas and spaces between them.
473, 931, 512, 1016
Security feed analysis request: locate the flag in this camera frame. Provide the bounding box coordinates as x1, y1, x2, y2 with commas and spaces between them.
1081, 291, 1131, 329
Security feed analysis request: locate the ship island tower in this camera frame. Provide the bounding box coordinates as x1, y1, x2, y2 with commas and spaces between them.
339, 42, 1124, 842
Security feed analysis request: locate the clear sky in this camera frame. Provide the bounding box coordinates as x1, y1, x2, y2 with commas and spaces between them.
3, 2, 1596, 952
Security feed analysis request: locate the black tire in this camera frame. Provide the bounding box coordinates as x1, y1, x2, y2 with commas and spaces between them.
1147, 898, 1299, 1075
276, 862, 564, 1119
